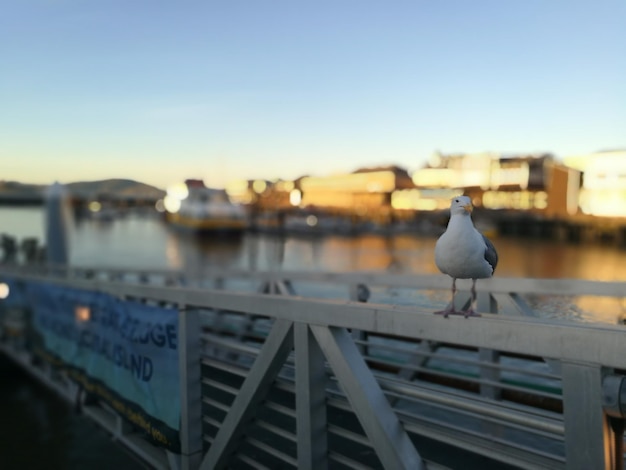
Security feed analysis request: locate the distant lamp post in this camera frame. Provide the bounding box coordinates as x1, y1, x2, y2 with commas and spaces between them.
163, 196, 182, 213
306, 215, 318, 227
154, 199, 166, 213
0, 283, 9, 300
88, 201, 102, 213
75, 305, 91, 323
253, 180, 267, 194
289, 189, 302, 206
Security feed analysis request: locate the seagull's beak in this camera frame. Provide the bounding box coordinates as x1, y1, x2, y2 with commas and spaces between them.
463, 204, 473, 213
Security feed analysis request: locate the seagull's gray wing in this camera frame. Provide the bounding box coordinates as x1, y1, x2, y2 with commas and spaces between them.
482, 234, 498, 273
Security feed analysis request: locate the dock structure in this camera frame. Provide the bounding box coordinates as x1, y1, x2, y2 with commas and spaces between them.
1, 265, 625, 470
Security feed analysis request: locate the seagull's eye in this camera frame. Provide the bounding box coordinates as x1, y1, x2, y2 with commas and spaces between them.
454, 199, 459, 203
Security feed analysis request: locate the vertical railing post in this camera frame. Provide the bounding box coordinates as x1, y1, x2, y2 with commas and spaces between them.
295, 323, 328, 470
478, 292, 501, 400
479, 349, 501, 400
178, 307, 203, 469
349, 283, 370, 355
562, 362, 613, 470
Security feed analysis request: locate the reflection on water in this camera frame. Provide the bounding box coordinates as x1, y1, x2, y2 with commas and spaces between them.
0, 356, 143, 469
496, 237, 626, 281
525, 294, 626, 325
0, 207, 45, 241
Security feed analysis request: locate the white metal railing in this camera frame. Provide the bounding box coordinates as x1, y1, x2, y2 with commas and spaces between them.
1, 265, 626, 469
8, 263, 626, 316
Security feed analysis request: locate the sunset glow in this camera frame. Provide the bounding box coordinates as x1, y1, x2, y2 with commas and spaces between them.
0, 3, 623, 190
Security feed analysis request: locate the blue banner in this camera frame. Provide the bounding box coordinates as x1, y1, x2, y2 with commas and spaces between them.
26, 282, 181, 451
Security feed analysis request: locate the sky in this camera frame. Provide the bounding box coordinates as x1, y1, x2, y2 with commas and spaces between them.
1, 1, 624, 190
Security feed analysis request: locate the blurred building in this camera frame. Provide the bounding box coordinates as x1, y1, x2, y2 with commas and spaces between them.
563, 150, 626, 218
297, 166, 415, 223
226, 179, 268, 205
224, 168, 419, 232
409, 152, 580, 217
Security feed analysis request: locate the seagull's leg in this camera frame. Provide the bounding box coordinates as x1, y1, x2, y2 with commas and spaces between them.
452, 278, 457, 310
434, 278, 458, 317
463, 279, 481, 318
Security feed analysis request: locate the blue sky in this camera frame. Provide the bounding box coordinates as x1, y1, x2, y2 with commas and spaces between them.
1, 1, 624, 189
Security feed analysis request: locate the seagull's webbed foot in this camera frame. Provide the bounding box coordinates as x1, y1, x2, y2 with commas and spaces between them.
434, 306, 462, 318
461, 308, 481, 318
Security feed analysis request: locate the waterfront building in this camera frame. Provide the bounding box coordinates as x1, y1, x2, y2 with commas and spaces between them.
297, 166, 415, 224
408, 152, 581, 217
563, 150, 626, 218
226, 178, 302, 213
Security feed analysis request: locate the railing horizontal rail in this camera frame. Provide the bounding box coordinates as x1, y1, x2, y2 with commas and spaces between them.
6, 264, 626, 297
402, 418, 566, 470
5, 270, 626, 368
257, 419, 297, 443
379, 378, 564, 436
244, 436, 298, 466
356, 339, 561, 380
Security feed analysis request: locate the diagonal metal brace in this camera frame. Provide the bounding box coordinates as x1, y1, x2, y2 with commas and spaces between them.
310, 325, 425, 470
200, 319, 295, 470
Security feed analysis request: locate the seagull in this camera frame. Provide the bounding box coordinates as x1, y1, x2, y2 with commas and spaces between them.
434, 196, 498, 318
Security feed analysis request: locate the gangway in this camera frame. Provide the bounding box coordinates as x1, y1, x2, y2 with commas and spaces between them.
1, 264, 625, 469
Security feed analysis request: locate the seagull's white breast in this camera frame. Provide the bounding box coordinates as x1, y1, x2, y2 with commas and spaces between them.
435, 216, 494, 279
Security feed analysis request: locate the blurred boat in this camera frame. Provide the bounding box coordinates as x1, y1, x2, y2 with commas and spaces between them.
163, 180, 249, 235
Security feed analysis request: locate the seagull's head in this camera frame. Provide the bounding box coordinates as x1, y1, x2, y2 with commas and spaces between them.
450, 196, 473, 216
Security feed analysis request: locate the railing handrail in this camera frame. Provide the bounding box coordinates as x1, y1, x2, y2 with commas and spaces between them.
4, 263, 626, 298
5, 268, 626, 369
